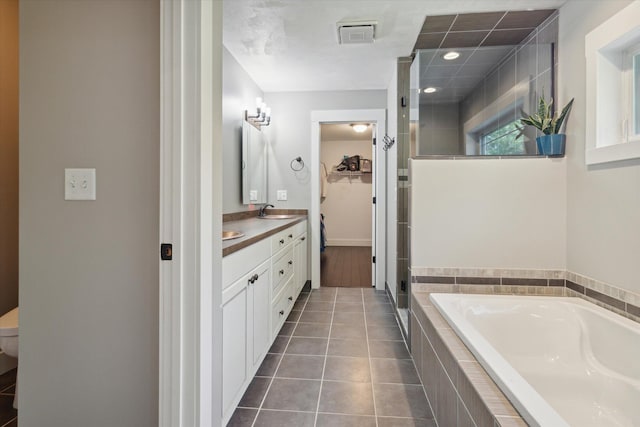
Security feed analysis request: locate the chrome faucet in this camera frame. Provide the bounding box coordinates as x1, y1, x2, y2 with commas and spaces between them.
259, 204, 274, 217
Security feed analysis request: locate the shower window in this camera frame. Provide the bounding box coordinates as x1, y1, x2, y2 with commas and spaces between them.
480, 120, 525, 155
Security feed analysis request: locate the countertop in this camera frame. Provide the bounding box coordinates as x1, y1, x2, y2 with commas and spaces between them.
222, 215, 307, 257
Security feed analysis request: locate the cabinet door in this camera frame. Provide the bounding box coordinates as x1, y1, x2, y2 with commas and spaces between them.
222, 286, 248, 418
250, 263, 271, 369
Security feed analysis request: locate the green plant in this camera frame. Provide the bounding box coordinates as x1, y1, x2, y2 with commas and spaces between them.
521, 95, 574, 135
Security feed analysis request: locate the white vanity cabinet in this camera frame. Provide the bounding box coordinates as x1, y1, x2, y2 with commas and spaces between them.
221, 239, 271, 423
221, 219, 308, 425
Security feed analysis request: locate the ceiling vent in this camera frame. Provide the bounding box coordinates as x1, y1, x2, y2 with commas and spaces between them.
337, 20, 377, 44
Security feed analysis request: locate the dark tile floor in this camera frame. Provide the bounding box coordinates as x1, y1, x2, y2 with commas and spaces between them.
0, 368, 17, 427
228, 287, 436, 427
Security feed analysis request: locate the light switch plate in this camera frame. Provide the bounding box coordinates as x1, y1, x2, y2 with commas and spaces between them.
277, 190, 287, 201
65, 168, 96, 200
249, 190, 258, 201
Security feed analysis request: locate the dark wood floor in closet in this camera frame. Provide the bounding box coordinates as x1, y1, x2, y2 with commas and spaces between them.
320, 246, 372, 288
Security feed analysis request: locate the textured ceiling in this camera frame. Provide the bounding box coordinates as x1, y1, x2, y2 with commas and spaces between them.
223, 0, 566, 93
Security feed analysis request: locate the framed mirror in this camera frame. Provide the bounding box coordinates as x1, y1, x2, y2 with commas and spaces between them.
242, 120, 267, 204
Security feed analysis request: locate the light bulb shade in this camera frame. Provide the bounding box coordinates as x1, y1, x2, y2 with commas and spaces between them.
351, 124, 368, 133
424, 87, 437, 94
443, 51, 460, 60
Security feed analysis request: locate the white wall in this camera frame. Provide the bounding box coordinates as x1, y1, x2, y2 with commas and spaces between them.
320, 138, 372, 246
410, 158, 567, 269
223, 47, 263, 214
559, 0, 640, 293
264, 90, 387, 210
20, 1, 159, 425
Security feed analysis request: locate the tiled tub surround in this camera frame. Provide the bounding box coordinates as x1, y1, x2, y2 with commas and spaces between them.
431, 293, 640, 427
412, 268, 640, 324
410, 291, 525, 427
228, 287, 436, 427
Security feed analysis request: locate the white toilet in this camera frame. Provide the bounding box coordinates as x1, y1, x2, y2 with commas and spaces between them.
0, 307, 18, 409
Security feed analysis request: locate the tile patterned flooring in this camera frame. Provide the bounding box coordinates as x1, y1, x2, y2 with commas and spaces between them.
0, 369, 17, 427
228, 287, 436, 427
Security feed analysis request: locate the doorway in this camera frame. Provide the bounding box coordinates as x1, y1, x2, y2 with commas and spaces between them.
310, 109, 386, 292
319, 123, 374, 287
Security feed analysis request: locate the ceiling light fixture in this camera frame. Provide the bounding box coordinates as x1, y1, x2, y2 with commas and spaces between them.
443, 51, 460, 60
351, 124, 369, 133
424, 87, 437, 94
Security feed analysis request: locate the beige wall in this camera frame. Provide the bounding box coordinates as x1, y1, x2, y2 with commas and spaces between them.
20, 1, 159, 425
559, 0, 640, 294
0, 0, 18, 317
320, 137, 373, 246
410, 158, 567, 270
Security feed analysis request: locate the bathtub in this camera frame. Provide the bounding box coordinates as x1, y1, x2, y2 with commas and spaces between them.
429, 293, 640, 427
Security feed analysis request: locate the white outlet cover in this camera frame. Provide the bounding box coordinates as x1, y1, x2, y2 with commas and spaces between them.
277, 190, 287, 201
65, 168, 96, 200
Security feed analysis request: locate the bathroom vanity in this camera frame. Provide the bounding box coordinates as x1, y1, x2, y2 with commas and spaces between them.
221, 215, 308, 424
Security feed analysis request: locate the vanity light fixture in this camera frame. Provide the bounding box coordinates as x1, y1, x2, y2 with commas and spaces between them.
351, 123, 369, 133
245, 97, 272, 129
443, 51, 460, 60
424, 87, 437, 94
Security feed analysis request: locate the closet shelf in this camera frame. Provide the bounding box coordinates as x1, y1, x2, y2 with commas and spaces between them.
330, 166, 371, 177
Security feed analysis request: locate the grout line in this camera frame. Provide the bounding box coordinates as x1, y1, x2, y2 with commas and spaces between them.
362, 288, 380, 427
251, 291, 312, 427
312, 288, 337, 426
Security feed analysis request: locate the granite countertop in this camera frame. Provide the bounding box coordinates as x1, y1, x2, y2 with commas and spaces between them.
222, 214, 307, 257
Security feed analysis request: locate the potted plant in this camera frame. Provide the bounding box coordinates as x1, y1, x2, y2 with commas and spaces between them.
521, 95, 574, 156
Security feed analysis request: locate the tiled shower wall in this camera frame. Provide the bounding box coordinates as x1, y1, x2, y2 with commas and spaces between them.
460, 11, 559, 143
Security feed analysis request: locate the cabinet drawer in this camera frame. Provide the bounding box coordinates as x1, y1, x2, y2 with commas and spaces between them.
271, 276, 295, 337
271, 247, 294, 298
293, 220, 307, 237
271, 226, 295, 254
223, 238, 270, 290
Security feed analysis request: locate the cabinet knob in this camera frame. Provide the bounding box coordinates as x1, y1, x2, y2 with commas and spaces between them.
288, 260, 293, 265
279, 310, 285, 316
288, 234, 293, 238
279, 269, 285, 275
288, 296, 293, 301
253, 274, 259, 282
248, 278, 253, 285
301, 237, 306, 241
279, 239, 285, 244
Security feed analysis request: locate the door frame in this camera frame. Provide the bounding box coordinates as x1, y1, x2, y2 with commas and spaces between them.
159, 1, 223, 426
310, 109, 386, 290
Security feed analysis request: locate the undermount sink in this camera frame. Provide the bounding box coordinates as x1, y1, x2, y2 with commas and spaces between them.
222, 230, 245, 241
258, 215, 295, 220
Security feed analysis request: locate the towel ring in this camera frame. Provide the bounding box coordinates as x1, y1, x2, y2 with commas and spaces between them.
290, 156, 304, 171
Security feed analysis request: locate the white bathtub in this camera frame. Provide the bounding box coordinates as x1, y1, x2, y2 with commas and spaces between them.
429, 293, 640, 427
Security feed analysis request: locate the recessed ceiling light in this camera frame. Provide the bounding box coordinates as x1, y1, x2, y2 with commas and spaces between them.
424, 87, 437, 94
351, 123, 369, 133
443, 51, 460, 60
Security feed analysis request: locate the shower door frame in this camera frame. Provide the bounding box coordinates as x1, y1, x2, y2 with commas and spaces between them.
310, 109, 387, 290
